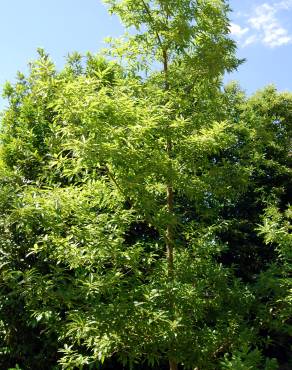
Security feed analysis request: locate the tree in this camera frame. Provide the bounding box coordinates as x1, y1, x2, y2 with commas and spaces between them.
0, 2, 291, 370
0, 1, 247, 368
214, 83, 292, 369
48, 1, 244, 368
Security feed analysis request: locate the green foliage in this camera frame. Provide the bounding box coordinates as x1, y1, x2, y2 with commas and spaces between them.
103, 0, 240, 74
221, 345, 278, 370
0, 1, 291, 370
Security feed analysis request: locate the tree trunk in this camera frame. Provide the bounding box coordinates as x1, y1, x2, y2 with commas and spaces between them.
166, 180, 174, 277
163, 40, 178, 370
169, 359, 178, 370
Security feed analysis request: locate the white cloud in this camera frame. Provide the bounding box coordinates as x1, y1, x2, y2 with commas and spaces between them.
230, 1, 292, 48
276, 0, 292, 9
230, 23, 249, 38
243, 34, 259, 47
248, 2, 292, 47
248, 4, 276, 31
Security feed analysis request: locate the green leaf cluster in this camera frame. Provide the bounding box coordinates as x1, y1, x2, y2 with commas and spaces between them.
0, 1, 291, 370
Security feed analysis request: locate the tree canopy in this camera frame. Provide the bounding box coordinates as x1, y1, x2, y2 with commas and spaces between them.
0, 1, 291, 370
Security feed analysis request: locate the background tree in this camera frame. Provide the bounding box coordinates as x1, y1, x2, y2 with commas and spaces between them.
219, 84, 292, 369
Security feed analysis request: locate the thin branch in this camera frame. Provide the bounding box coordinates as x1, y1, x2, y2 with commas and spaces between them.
104, 165, 131, 204
140, 0, 164, 49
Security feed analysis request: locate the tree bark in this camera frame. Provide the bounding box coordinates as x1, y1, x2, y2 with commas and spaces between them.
163, 47, 173, 278
166, 140, 174, 278
163, 47, 178, 370
169, 359, 178, 370
140, 3, 178, 363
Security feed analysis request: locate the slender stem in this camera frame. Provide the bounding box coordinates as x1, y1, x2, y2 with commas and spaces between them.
105, 166, 123, 194
162, 38, 178, 370
162, 45, 174, 279
139, 3, 177, 368
140, 0, 164, 49
169, 360, 178, 370
166, 138, 174, 278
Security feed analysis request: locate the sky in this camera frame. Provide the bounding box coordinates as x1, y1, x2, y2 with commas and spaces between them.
0, 0, 291, 109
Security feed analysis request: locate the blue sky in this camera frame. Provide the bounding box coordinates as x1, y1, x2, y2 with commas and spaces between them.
227, 0, 292, 92
0, 0, 291, 109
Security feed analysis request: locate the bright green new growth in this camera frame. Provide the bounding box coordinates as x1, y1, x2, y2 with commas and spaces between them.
93, 4, 240, 366
0, 1, 291, 370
